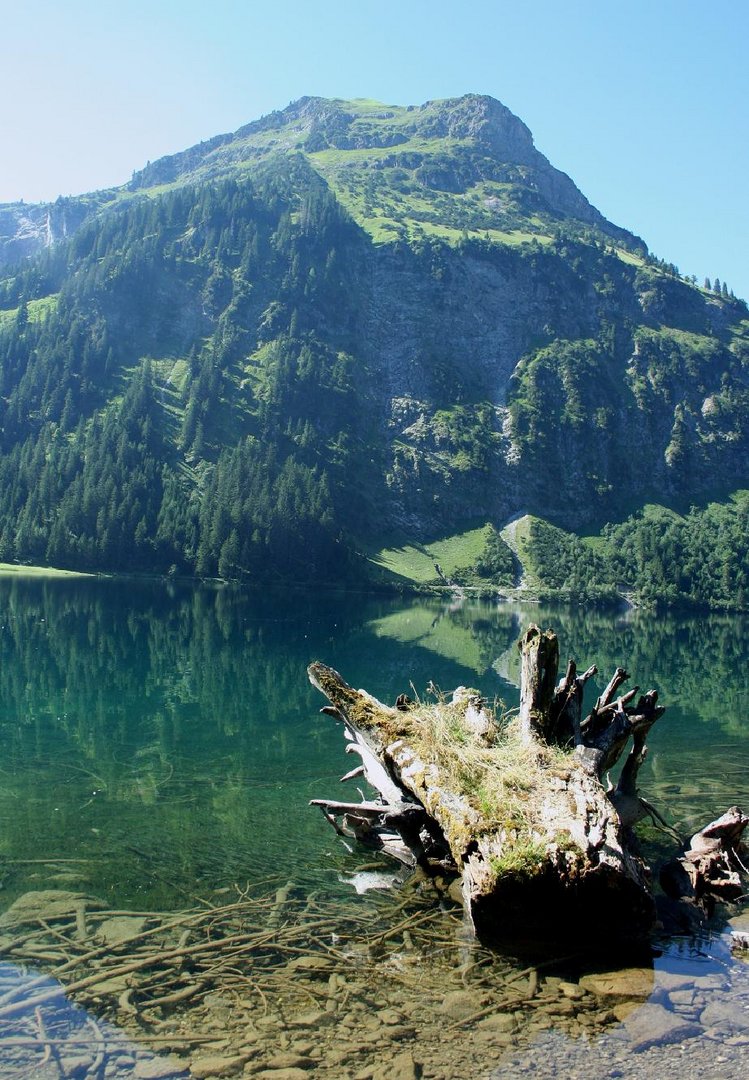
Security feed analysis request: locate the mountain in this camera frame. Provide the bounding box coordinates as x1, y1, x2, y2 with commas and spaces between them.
0, 94, 747, 604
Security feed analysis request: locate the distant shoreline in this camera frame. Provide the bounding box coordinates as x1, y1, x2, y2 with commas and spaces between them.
0, 563, 735, 616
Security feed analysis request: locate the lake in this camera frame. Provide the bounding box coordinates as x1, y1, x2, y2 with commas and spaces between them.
0, 577, 747, 1078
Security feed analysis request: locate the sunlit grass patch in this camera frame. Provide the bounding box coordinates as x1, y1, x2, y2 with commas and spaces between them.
0, 563, 92, 578
0, 294, 59, 326
370, 525, 492, 583
396, 688, 573, 854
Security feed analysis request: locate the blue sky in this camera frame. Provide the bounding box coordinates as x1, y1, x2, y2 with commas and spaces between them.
3, 0, 747, 298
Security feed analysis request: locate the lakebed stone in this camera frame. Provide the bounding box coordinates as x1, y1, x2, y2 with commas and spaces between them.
700, 999, 749, 1033
0, 889, 105, 927
666, 988, 697, 1009
288, 1008, 334, 1028
622, 1001, 701, 1051
97, 915, 149, 945
652, 969, 696, 993
376, 1007, 404, 1025
579, 967, 653, 1000
265, 1053, 316, 1070
252, 1070, 310, 1080
132, 1059, 188, 1080
190, 1054, 249, 1078
728, 910, 749, 933
476, 1013, 516, 1034
370, 1050, 421, 1080
437, 989, 485, 1020
611, 1000, 643, 1022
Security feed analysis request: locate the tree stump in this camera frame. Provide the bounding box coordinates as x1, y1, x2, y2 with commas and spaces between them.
309, 625, 747, 946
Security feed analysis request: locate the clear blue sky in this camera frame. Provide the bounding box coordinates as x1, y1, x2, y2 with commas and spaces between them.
3, 0, 747, 298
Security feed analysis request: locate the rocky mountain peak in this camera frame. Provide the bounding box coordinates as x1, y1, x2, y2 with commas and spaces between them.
414, 94, 536, 162
233, 93, 537, 158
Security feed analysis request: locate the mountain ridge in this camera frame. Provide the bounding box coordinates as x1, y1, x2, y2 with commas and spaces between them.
0, 94, 643, 268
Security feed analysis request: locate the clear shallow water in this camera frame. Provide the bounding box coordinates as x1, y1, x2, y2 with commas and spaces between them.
0, 578, 748, 1076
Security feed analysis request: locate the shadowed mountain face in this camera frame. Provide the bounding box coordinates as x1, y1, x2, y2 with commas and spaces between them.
0, 95, 747, 585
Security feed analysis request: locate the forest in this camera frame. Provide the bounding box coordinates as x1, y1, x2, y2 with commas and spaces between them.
527, 496, 749, 610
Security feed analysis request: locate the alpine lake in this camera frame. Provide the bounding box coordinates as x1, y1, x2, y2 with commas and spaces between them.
0, 576, 747, 1080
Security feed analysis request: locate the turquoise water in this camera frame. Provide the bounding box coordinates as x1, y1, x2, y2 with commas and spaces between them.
0, 578, 747, 907
0, 578, 748, 1076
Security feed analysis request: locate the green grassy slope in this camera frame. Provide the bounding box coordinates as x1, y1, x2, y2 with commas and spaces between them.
368, 525, 493, 584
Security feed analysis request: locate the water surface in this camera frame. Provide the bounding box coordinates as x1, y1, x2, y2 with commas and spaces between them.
0, 579, 747, 1076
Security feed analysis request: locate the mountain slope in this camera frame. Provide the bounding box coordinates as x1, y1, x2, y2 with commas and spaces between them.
0, 94, 747, 598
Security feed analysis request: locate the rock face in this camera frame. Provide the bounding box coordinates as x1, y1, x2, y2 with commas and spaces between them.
0, 197, 101, 268
362, 242, 749, 533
